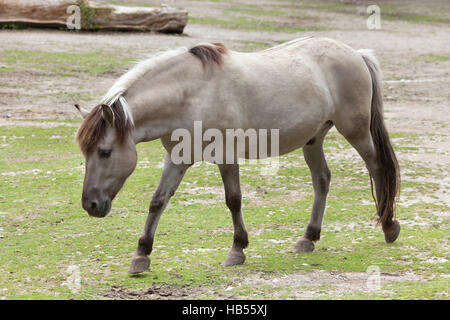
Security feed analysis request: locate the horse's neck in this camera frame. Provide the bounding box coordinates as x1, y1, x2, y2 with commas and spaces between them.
126, 53, 199, 144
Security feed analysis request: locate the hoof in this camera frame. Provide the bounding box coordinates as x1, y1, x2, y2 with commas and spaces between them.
293, 237, 315, 253
128, 255, 150, 274
383, 220, 400, 243
222, 251, 246, 266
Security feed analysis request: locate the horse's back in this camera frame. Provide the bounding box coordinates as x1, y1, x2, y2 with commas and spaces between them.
206, 37, 374, 154
237, 37, 374, 129
274, 37, 375, 136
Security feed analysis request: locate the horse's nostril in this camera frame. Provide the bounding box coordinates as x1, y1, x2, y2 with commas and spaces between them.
90, 201, 98, 211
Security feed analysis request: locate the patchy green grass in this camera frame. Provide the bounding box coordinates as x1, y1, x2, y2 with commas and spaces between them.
283, 0, 450, 24
1, 0, 449, 300
189, 16, 326, 33
370, 2, 450, 24
40, 91, 101, 103
0, 66, 16, 73
414, 54, 450, 63
301, 1, 352, 13
224, 4, 286, 17
389, 14, 450, 24
0, 123, 448, 299
0, 49, 134, 76
339, 277, 449, 300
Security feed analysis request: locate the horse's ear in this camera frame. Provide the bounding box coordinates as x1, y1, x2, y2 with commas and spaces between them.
74, 104, 89, 119
101, 104, 115, 126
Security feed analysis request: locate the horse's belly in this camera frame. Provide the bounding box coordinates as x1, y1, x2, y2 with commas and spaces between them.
242, 98, 331, 158
277, 125, 323, 156
234, 119, 327, 160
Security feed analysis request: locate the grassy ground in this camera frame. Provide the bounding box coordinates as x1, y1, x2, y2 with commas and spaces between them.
0, 121, 448, 299
0, 0, 449, 300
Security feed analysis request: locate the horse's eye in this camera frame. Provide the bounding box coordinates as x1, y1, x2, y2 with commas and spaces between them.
99, 149, 112, 159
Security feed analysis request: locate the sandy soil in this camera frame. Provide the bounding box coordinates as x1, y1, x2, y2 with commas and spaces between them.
1, 1, 449, 123
101, 270, 423, 299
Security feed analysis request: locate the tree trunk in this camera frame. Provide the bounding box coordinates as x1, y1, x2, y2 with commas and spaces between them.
0, 0, 188, 33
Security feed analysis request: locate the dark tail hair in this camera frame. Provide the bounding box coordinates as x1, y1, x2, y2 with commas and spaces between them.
359, 50, 400, 227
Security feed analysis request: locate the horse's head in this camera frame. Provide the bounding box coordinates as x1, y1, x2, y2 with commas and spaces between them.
75, 103, 137, 217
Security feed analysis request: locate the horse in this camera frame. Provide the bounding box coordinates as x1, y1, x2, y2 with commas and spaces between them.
74, 37, 400, 274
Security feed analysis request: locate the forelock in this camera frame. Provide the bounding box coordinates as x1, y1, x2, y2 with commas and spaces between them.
76, 100, 132, 155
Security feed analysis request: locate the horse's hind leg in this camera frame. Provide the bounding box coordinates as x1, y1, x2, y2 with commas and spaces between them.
337, 49, 400, 242
341, 132, 400, 242
294, 124, 332, 253
129, 153, 191, 274
218, 164, 249, 266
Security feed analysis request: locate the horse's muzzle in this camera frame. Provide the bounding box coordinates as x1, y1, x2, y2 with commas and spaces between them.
82, 193, 111, 218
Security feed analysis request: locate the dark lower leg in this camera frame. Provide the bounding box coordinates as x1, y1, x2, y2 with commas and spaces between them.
304, 224, 322, 241
219, 164, 248, 266
129, 155, 190, 274
230, 209, 249, 251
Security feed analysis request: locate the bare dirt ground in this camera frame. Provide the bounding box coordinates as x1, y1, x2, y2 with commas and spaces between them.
1, 1, 449, 123
103, 270, 424, 300
1, 0, 449, 299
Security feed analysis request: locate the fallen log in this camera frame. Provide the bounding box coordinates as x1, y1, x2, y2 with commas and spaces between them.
0, 0, 188, 33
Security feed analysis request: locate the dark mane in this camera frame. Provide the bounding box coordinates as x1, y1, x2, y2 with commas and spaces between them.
189, 42, 228, 67
76, 99, 132, 155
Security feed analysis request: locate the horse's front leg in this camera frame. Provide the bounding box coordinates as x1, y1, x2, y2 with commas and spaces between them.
128, 153, 190, 274
218, 164, 249, 266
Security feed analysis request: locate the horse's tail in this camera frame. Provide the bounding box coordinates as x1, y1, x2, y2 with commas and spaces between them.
359, 49, 400, 229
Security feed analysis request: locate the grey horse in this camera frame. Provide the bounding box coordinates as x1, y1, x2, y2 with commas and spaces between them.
75, 37, 400, 274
